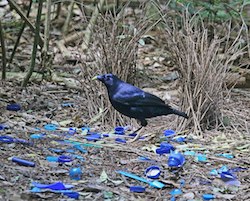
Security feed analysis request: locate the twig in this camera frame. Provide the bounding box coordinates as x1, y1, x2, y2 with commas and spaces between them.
62, 1, 74, 36
7, 0, 44, 48
22, 0, 44, 87
0, 19, 7, 80
8, 0, 33, 65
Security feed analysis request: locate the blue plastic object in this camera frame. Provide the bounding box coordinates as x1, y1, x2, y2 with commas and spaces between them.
30, 133, 46, 139
103, 134, 109, 137
12, 157, 35, 167
216, 153, 234, 159
49, 148, 64, 153
173, 136, 186, 143
164, 129, 175, 137
115, 126, 125, 135
210, 169, 218, 176
156, 143, 175, 155
86, 133, 102, 141
203, 194, 215, 200
46, 156, 59, 162
130, 186, 146, 193
61, 102, 74, 107
73, 144, 88, 153
63, 192, 79, 199
0, 124, 8, 130
69, 167, 82, 180
44, 124, 58, 131
184, 151, 196, 156
115, 138, 126, 144
81, 127, 90, 132
68, 127, 77, 135
218, 165, 228, 173
145, 166, 161, 179
196, 154, 207, 162
58, 155, 73, 163
168, 152, 185, 168
0, 136, 14, 143
220, 171, 236, 182
170, 188, 182, 196
6, 103, 21, 111
117, 170, 165, 189
32, 181, 73, 190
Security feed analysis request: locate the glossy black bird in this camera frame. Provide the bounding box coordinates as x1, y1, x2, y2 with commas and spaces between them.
93, 74, 188, 133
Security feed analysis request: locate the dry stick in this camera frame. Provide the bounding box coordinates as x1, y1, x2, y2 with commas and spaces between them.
62, 1, 74, 36
7, 0, 43, 48
21, 0, 43, 87
9, 0, 33, 65
81, 0, 105, 50
0, 20, 6, 80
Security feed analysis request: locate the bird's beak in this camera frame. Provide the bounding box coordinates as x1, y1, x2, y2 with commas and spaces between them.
92, 75, 103, 81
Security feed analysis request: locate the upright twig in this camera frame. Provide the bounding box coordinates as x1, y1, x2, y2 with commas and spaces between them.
0, 19, 7, 80
9, 0, 33, 65
63, 1, 74, 36
22, 0, 43, 87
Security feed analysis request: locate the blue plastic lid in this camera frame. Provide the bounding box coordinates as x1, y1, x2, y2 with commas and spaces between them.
58, 155, 73, 163
115, 126, 125, 135
130, 186, 146, 193
145, 166, 161, 179
115, 138, 126, 144
164, 129, 175, 137
6, 103, 21, 111
203, 194, 215, 200
156, 143, 175, 155
173, 136, 186, 143
168, 152, 185, 168
220, 171, 236, 182
46, 156, 59, 162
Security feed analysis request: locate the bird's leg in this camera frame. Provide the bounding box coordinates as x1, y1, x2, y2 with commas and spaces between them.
129, 119, 147, 142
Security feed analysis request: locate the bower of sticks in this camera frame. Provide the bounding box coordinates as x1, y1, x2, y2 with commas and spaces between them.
0, 1, 249, 201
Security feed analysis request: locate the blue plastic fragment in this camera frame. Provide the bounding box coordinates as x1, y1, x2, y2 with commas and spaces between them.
216, 153, 234, 159
69, 167, 82, 180
138, 156, 151, 161
184, 151, 196, 156
218, 165, 228, 173
203, 194, 215, 200
0, 124, 8, 130
220, 171, 236, 182
230, 167, 248, 172
173, 136, 186, 143
103, 134, 109, 137
210, 169, 218, 176
81, 127, 90, 132
168, 152, 185, 168
46, 156, 59, 162
12, 157, 35, 167
49, 148, 64, 153
32, 181, 73, 190
73, 144, 87, 153
61, 102, 74, 107
86, 133, 101, 141
68, 127, 77, 135
164, 129, 175, 137
0, 135, 14, 143
145, 166, 161, 179
58, 155, 73, 163
6, 103, 21, 111
170, 188, 182, 196
115, 126, 125, 135
156, 142, 175, 155
196, 154, 207, 162
44, 124, 58, 131
115, 138, 126, 144
30, 133, 46, 139
63, 191, 79, 199
71, 154, 84, 161
130, 186, 146, 193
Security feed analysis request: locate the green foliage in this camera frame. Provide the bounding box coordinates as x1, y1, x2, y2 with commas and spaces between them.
169, 0, 247, 23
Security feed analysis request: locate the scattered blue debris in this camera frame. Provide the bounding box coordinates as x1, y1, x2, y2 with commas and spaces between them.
46, 156, 59, 162
220, 171, 240, 186
32, 181, 74, 190
156, 142, 175, 155
170, 188, 182, 196
86, 133, 102, 141
184, 150, 196, 156
115, 138, 126, 144
58, 155, 73, 163
115, 126, 125, 135
30, 133, 46, 139
61, 102, 74, 107
196, 154, 207, 162
44, 124, 58, 131
164, 129, 176, 137
73, 144, 88, 153
216, 153, 234, 159
68, 127, 77, 135
173, 136, 186, 143
203, 194, 215, 200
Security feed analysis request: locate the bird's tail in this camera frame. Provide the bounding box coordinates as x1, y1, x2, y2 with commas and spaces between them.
171, 108, 188, 119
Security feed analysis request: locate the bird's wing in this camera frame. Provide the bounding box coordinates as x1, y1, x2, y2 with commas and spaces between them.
112, 84, 167, 107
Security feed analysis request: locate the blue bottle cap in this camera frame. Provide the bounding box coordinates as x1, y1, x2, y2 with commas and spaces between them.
173, 136, 186, 143
202, 194, 215, 200
145, 166, 161, 179
68, 127, 77, 135
115, 138, 126, 144
58, 155, 73, 163
220, 171, 236, 182
130, 186, 146, 193
6, 103, 21, 111
164, 129, 175, 137
69, 167, 82, 180
46, 156, 59, 162
115, 126, 125, 135
156, 142, 175, 155
168, 152, 185, 168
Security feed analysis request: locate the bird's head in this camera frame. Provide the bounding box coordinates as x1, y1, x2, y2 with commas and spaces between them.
92, 74, 119, 88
